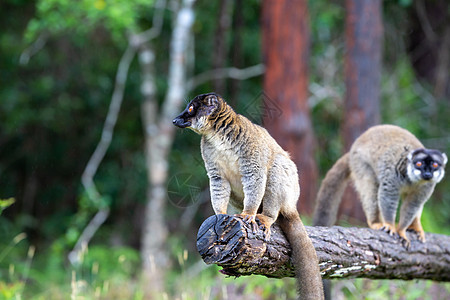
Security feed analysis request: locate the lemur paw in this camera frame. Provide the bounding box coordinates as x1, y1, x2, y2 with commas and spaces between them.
407, 226, 426, 243
415, 231, 426, 243
234, 213, 258, 233
368, 222, 384, 230
380, 223, 397, 236
397, 228, 411, 249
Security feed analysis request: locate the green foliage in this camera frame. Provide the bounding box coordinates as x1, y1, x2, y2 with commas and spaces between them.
25, 0, 154, 43
0, 233, 27, 273
0, 198, 15, 216
381, 58, 424, 133
78, 245, 140, 282
347, 279, 450, 300
396, 0, 413, 7
0, 281, 25, 300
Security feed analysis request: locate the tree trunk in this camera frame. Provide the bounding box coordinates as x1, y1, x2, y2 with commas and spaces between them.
262, 0, 317, 214
139, 41, 169, 293
140, 0, 196, 294
197, 214, 450, 281
339, 0, 382, 222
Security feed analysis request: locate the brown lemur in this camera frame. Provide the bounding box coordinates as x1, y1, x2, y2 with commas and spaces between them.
313, 124, 447, 247
173, 93, 324, 299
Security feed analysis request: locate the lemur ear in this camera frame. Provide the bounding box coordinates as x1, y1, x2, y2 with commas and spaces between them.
206, 94, 219, 107
443, 153, 448, 165
407, 150, 414, 161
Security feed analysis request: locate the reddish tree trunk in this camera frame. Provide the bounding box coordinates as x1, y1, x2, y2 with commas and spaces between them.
262, 0, 317, 215
339, 0, 382, 222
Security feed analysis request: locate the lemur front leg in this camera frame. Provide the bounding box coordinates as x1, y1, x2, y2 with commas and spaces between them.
235, 158, 267, 234
398, 192, 429, 247
206, 163, 231, 215
377, 178, 400, 236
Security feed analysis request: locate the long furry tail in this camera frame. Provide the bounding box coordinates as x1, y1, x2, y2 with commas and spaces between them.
312, 153, 351, 226
279, 213, 324, 300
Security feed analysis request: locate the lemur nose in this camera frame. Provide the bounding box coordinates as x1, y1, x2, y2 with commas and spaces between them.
422, 172, 433, 180
173, 118, 181, 126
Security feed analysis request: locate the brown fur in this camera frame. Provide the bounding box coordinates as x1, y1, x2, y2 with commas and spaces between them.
174, 93, 324, 299
313, 125, 447, 247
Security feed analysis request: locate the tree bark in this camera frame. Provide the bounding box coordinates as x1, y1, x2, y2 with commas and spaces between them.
339, 0, 382, 222
139, 41, 168, 292
197, 214, 450, 281
262, 0, 317, 214
140, 0, 196, 294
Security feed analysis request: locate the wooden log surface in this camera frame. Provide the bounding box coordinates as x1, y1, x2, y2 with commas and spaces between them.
197, 214, 450, 281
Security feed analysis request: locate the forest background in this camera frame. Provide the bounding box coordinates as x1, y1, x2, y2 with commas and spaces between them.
1, 0, 449, 299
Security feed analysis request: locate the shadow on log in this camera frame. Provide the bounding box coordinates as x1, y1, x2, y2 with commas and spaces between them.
197, 214, 450, 281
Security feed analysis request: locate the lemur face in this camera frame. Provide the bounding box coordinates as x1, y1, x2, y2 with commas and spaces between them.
407, 148, 447, 183
172, 93, 221, 133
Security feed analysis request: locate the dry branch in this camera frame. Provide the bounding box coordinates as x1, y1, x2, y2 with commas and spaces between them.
69, 44, 136, 266
197, 214, 450, 281
186, 64, 265, 92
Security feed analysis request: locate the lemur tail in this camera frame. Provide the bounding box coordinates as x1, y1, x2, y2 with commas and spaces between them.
313, 153, 351, 226
279, 213, 324, 300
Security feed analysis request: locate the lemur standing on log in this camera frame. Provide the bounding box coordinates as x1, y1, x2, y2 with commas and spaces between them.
313, 124, 447, 247
173, 93, 324, 299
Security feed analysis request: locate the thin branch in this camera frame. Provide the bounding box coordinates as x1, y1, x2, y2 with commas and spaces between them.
70, 44, 136, 266
308, 82, 341, 109
415, 0, 438, 43
186, 64, 265, 92
68, 209, 109, 265
81, 44, 136, 200
131, 0, 167, 46
19, 32, 48, 65
161, 0, 196, 120
141, 0, 167, 41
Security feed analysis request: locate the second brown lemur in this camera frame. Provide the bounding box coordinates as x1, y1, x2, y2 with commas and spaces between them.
173, 93, 324, 299
313, 124, 447, 247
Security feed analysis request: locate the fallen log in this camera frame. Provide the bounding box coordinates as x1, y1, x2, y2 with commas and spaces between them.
197, 214, 450, 281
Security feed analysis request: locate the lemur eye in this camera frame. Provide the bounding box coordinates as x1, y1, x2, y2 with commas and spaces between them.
432, 162, 439, 168
188, 105, 194, 114
415, 161, 423, 167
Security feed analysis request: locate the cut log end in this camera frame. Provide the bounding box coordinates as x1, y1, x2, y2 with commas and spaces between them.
197, 214, 450, 281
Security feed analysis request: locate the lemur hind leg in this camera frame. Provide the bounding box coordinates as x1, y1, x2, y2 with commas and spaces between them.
255, 182, 281, 241
256, 157, 295, 241
351, 161, 382, 229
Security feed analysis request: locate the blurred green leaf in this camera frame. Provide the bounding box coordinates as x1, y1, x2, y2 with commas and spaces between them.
0, 198, 15, 215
